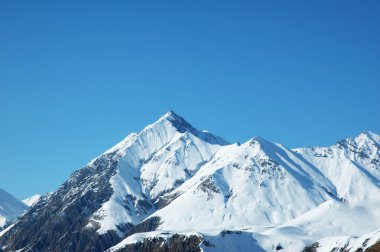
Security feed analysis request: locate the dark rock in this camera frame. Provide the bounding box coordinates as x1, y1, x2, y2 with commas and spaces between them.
125, 217, 161, 237
276, 244, 283, 250
220, 230, 243, 237
366, 240, 380, 252
302, 242, 319, 252
113, 234, 203, 252
195, 177, 220, 200
0, 152, 121, 252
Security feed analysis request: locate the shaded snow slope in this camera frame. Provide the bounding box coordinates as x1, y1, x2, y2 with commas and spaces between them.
295, 131, 380, 204
314, 229, 380, 252
88, 111, 229, 234
110, 129, 380, 251
0, 189, 27, 228
151, 137, 337, 232
22, 195, 41, 207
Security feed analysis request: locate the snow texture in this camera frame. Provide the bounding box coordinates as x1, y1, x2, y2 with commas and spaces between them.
22, 195, 41, 207
0, 189, 27, 228
99, 113, 380, 251
4, 112, 380, 251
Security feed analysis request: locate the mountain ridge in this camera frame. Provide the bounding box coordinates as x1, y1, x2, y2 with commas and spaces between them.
0, 111, 379, 252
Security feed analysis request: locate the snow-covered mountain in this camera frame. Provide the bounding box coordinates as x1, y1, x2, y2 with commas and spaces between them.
306, 229, 380, 252
22, 195, 41, 207
0, 111, 379, 252
0, 189, 27, 228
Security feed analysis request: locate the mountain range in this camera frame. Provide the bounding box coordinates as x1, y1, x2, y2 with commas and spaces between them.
0, 111, 379, 252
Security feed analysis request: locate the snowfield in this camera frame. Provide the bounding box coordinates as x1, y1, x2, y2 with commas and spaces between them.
1, 111, 379, 252
98, 113, 380, 251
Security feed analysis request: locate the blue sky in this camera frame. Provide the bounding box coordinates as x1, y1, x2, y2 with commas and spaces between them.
1, 1, 379, 199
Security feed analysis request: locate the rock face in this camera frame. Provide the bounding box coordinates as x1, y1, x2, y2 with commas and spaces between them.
367, 241, 380, 252
113, 234, 202, 252
0, 112, 379, 252
0, 152, 120, 251
302, 243, 318, 252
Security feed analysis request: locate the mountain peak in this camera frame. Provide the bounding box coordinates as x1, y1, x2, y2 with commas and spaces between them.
158, 110, 181, 121
246, 136, 273, 148
157, 111, 193, 133
156, 111, 229, 145
357, 130, 380, 144
22, 194, 42, 207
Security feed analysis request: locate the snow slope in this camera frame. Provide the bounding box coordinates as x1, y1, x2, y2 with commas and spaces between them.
88, 111, 229, 234
295, 131, 380, 204
1, 111, 379, 252
22, 195, 41, 207
315, 229, 380, 252
150, 137, 337, 232
0, 189, 27, 228
109, 122, 380, 251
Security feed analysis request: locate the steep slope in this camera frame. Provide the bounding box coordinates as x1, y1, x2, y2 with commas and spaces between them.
22, 194, 41, 207
0, 189, 27, 228
1, 112, 379, 252
149, 137, 336, 232
107, 230, 265, 252
111, 131, 380, 252
0, 111, 228, 251
304, 229, 380, 252
89, 111, 227, 234
295, 131, 380, 204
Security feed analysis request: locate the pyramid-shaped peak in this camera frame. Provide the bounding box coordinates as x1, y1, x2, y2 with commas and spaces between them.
246, 136, 272, 147
354, 130, 380, 145
159, 111, 187, 123
157, 111, 195, 134
154, 111, 229, 145
358, 130, 379, 140
244, 136, 279, 153
336, 130, 380, 151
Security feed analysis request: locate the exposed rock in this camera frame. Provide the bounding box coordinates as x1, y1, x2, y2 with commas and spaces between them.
0, 153, 120, 252
125, 217, 161, 238
302, 242, 319, 252
366, 240, 380, 252
112, 234, 202, 252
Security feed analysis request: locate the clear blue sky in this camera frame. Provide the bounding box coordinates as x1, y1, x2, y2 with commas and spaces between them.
1, 1, 379, 199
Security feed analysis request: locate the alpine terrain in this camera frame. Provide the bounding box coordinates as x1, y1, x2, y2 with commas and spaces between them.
0, 189, 27, 229
0, 111, 379, 252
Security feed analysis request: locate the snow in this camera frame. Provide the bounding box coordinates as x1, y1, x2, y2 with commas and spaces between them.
89, 111, 228, 234
151, 137, 336, 232
106, 230, 263, 252
316, 229, 380, 252
22, 194, 41, 207
0, 223, 15, 238
58, 111, 380, 251
0, 188, 27, 228
107, 230, 201, 251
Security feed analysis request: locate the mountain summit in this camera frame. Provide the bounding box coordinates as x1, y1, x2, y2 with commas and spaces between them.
0, 112, 379, 252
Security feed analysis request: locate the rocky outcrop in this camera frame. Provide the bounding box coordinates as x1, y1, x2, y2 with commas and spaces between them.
112, 234, 202, 252
0, 152, 120, 252
302, 243, 319, 252
366, 240, 380, 252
